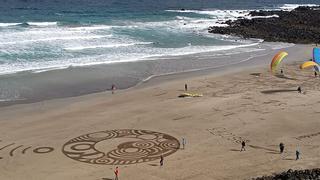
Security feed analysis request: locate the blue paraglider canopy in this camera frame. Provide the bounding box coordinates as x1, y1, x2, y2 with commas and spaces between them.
313, 47, 320, 64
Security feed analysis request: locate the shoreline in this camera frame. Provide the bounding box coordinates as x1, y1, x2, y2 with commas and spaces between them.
0, 42, 304, 107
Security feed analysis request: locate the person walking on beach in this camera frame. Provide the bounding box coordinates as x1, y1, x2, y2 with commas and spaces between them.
279, 143, 284, 154
182, 138, 186, 149
297, 86, 302, 93
280, 69, 284, 75
240, 141, 246, 152
160, 155, 164, 166
111, 84, 116, 94
315, 71, 318, 77
114, 166, 119, 180
296, 150, 300, 160
184, 83, 188, 91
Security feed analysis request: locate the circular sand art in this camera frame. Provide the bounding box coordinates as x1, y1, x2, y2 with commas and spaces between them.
62, 129, 180, 165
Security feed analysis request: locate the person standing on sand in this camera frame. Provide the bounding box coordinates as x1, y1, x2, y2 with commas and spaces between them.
280, 69, 284, 75
111, 84, 116, 94
315, 71, 317, 77
240, 141, 246, 151
185, 83, 188, 91
297, 86, 302, 93
296, 150, 300, 160
114, 166, 119, 180
279, 143, 284, 154
160, 155, 164, 166
182, 138, 186, 149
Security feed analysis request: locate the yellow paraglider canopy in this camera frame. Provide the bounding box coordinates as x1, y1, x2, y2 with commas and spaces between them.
300, 61, 319, 70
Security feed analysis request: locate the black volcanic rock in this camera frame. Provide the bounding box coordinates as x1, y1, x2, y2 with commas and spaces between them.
208, 6, 320, 44
253, 168, 320, 180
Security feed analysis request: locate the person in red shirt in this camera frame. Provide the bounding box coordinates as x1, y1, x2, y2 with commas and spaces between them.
114, 166, 119, 180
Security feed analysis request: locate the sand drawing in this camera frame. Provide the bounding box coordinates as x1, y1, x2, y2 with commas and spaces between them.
9, 145, 23, 156
296, 131, 320, 140
0, 143, 15, 151
1, 129, 178, 166
0, 140, 54, 159
62, 129, 180, 165
22, 146, 32, 154
33, 147, 54, 154
207, 127, 250, 144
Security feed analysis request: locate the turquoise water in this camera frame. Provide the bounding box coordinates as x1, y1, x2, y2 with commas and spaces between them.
0, 0, 318, 74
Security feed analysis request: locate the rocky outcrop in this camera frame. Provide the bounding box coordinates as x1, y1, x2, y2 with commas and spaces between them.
253, 169, 320, 180
209, 6, 320, 44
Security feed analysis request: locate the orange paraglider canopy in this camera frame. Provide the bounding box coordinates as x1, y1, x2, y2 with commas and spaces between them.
270, 51, 288, 73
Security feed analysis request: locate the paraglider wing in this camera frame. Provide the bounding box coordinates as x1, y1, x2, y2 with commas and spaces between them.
271, 51, 288, 73
313, 48, 320, 64
300, 61, 320, 70
300, 61, 320, 73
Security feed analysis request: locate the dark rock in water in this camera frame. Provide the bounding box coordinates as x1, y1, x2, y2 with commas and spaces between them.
250, 11, 269, 16
208, 6, 320, 44
181, 8, 185, 11
253, 168, 320, 180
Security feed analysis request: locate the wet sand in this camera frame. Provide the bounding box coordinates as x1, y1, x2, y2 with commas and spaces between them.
0, 44, 320, 180
0, 42, 295, 106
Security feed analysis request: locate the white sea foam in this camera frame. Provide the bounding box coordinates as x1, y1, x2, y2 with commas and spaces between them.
0, 41, 263, 75
264, 42, 295, 50
0, 7, 273, 76
167, 9, 251, 18
131, 17, 228, 32
247, 14, 279, 19
154, 42, 261, 58
0, 23, 21, 27
0, 35, 111, 45
166, 9, 280, 27
27, 22, 58, 26
69, 25, 115, 31
64, 42, 152, 51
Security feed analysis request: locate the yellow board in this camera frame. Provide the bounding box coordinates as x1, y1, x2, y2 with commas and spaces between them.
178, 93, 203, 98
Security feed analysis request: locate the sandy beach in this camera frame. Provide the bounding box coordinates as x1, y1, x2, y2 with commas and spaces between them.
1, 44, 320, 180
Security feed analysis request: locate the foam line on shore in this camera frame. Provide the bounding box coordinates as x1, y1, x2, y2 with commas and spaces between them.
138, 52, 271, 86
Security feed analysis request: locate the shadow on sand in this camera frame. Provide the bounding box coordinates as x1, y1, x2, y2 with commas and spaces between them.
275, 74, 297, 80
249, 145, 278, 153
101, 178, 113, 180
250, 73, 262, 77
261, 89, 297, 94
230, 149, 240, 152
148, 163, 159, 167
283, 158, 296, 161
266, 151, 280, 154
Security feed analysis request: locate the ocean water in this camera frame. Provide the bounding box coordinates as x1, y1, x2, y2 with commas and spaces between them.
0, 0, 318, 75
